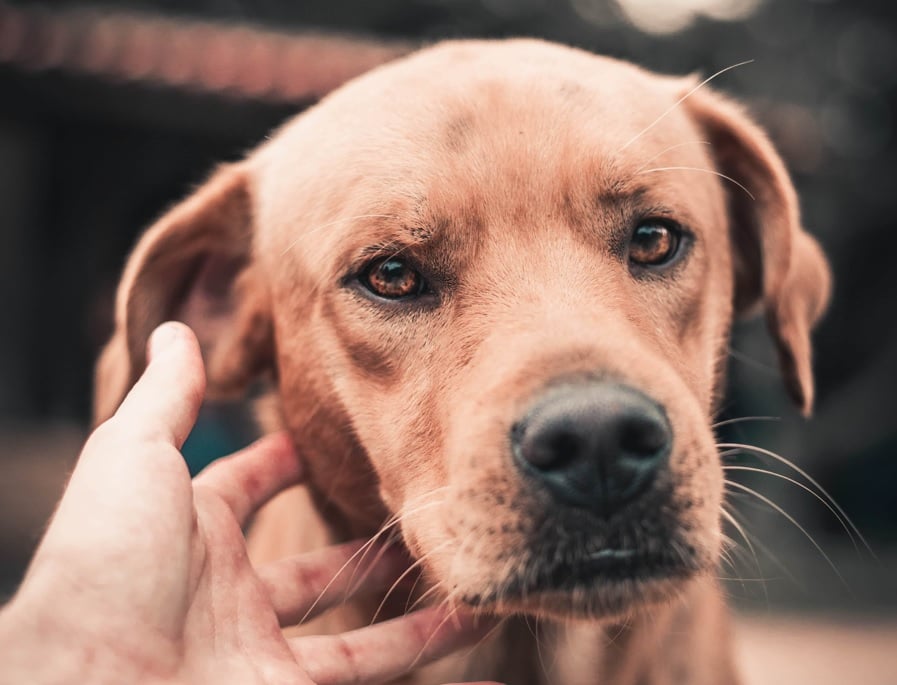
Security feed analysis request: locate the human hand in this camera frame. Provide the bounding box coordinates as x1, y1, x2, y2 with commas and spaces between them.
0, 322, 495, 684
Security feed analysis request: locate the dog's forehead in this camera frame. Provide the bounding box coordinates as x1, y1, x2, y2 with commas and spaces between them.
254, 40, 719, 260
268, 39, 699, 159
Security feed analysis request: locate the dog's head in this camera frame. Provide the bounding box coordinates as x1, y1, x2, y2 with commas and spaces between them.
96, 40, 830, 620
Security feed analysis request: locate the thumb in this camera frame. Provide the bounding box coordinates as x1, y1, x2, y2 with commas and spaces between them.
111, 321, 206, 448
22, 323, 205, 595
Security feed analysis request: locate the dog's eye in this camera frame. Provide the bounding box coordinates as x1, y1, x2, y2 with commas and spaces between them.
628, 220, 681, 267
361, 257, 426, 299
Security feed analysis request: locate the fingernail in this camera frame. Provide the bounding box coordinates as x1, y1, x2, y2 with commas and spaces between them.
148, 322, 181, 359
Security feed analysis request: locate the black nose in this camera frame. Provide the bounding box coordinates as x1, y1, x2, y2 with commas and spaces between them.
511, 382, 672, 516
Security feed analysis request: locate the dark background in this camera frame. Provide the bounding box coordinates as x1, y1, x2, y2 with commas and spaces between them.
0, 0, 895, 637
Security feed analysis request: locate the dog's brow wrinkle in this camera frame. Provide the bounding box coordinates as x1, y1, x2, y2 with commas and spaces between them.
594, 183, 650, 206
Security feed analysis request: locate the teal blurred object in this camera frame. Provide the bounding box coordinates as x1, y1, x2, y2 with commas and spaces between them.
180, 406, 256, 476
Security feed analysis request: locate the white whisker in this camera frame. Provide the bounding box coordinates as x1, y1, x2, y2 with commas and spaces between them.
724, 480, 848, 589
299, 494, 447, 624
370, 539, 452, 625
634, 139, 711, 173
718, 442, 876, 560
721, 506, 767, 606
618, 60, 754, 152
724, 465, 864, 555
712, 415, 780, 429
638, 166, 754, 200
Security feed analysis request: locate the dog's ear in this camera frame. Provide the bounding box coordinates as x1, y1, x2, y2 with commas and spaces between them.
685, 89, 831, 415
94, 163, 273, 424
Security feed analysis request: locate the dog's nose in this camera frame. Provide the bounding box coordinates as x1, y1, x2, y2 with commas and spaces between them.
511, 382, 671, 516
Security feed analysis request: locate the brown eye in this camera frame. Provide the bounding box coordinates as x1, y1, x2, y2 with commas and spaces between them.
628, 221, 681, 267
362, 257, 426, 299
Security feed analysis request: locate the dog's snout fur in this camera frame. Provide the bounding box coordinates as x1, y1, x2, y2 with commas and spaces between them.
94, 38, 832, 684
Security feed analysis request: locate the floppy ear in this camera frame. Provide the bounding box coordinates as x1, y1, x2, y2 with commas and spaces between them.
93, 163, 273, 424
686, 89, 831, 415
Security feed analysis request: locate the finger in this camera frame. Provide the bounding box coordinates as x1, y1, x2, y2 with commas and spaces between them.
258, 540, 412, 626
46, 323, 203, 533
289, 606, 496, 685
193, 432, 302, 526
109, 321, 206, 448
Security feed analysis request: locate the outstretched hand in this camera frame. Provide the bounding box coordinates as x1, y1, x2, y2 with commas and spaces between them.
0, 322, 495, 685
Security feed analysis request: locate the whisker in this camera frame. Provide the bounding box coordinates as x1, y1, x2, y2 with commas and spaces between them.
522, 616, 550, 681
345, 533, 397, 597
724, 465, 864, 555
718, 534, 740, 571
638, 166, 754, 200
461, 615, 508, 662
721, 506, 767, 606
724, 480, 849, 590
407, 602, 461, 672
718, 442, 876, 560
724, 501, 803, 589
617, 60, 754, 152
722, 506, 763, 574
712, 415, 780, 429
298, 535, 390, 624
343, 491, 450, 591
727, 347, 779, 375
370, 540, 452, 625
403, 567, 426, 614
299, 495, 446, 624
606, 615, 631, 648
406, 582, 445, 614
634, 139, 711, 173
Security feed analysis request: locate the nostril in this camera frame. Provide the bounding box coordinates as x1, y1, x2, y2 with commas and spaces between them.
525, 428, 583, 469
515, 416, 584, 470
548, 431, 584, 461
618, 413, 671, 459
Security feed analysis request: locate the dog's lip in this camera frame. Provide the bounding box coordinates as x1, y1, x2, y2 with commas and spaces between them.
586, 547, 639, 563
545, 546, 660, 584
503, 544, 688, 597
456, 544, 689, 611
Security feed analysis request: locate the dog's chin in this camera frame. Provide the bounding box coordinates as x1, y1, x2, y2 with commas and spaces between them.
479, 578, 692, 622
450, 544, 708, 621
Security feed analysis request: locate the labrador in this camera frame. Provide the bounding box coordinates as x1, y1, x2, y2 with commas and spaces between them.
95, 39, 830, 684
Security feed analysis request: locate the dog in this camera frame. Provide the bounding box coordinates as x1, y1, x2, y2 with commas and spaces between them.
94, 39, 831, 684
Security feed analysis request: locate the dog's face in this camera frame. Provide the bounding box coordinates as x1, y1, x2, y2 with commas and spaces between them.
96, 40, 830, 621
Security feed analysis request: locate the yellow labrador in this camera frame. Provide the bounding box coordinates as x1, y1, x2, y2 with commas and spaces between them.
95, 39, 830, 684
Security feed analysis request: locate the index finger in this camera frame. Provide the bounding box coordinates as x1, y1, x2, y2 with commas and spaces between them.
289, 606, 497, 685
193, 432, 303, 526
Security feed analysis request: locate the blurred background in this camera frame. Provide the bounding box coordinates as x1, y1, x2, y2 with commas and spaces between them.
0, 0, 895, 680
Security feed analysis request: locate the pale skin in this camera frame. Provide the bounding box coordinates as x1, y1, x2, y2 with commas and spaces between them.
0, 322, 496, 685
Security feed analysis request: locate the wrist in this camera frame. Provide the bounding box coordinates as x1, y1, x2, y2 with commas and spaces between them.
0, 593, 94, 685
0, 589, 158, 685
0, 580, 182, 685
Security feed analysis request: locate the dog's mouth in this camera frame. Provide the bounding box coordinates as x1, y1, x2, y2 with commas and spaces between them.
513, 544, 689, 590
414, 487, 707, 619
457, 537, 698, 614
